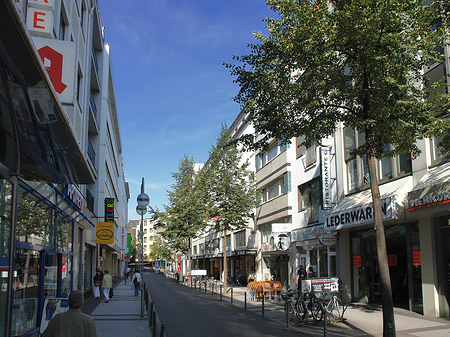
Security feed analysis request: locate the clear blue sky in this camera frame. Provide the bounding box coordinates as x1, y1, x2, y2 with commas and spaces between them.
98, 0, 273, 220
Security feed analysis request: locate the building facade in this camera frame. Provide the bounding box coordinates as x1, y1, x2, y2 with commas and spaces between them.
0, 1, 129, 336
189, 49, 449, 320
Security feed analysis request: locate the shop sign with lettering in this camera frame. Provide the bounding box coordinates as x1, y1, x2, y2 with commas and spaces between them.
408, 189, 450, 211
65, 184, 83, 209
96, 222, 114, 244
321, 147, 332, 210
292, 225, 327, 242
104, 198, 114, 223
325, 197, 393, 230
32, 38, 76, 104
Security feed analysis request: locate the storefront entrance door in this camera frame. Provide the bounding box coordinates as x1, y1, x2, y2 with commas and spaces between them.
352, 222, 422, 313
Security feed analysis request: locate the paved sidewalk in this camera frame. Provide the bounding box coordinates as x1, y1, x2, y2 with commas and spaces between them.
222, 284, 450, 337
87, 279, 150, 337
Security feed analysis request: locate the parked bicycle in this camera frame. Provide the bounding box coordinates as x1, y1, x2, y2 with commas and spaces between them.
302, 292, 323, 322
323, 293, 347, 321
282, 289, 307, 324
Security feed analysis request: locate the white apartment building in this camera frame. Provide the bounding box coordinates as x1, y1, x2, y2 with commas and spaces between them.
190, 48, 449, 320
0, 1, 129, 335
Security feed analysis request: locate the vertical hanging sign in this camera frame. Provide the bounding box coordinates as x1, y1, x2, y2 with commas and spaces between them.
321, 147, 332, 210
104, 198, 114, 223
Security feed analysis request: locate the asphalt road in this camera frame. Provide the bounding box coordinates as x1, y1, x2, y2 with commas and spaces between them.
143, 273, 311, 337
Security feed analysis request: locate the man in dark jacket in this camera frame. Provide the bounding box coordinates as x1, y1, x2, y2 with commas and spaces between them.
43, 290, 98, 337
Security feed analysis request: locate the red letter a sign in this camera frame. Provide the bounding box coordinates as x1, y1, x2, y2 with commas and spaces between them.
38, 46, 67, 94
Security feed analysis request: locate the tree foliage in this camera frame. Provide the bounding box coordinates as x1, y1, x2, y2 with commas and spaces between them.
199, 124, 259, 233
160, 155, 207, 254
227, 0, 450, 157
148, 235, 172, 261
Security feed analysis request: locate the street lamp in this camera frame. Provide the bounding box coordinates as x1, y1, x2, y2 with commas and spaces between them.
136, 178, 149, 318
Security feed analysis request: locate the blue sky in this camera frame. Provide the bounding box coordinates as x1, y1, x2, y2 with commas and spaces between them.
98, 0, 273, 220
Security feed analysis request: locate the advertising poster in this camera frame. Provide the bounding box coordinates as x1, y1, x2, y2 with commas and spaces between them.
39, 298, 69, 334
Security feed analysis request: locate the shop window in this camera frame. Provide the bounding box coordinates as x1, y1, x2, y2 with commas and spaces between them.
16, 186, 55, 247
13, 249, 40, 336
0, 179, 12, 337
61, 255, 72, 298
56, 214, 72, 252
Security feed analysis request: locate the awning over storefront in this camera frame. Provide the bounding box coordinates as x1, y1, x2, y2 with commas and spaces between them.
407, 161, 450, 211
324, 176, 413, 231
0, 1, 94, 184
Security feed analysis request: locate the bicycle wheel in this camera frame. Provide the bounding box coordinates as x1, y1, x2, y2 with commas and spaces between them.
327, 297, 343, 320
295, 298, 308, 323
284, 301, 295, 321
310, 298, 323, 322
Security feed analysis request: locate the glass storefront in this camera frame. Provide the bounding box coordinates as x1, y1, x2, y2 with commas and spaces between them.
10, 182, 80, 336
0, 178, 13, 337
350, 222, 422, 313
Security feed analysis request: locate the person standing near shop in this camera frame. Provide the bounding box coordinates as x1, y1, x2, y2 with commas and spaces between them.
43, 290, 98, 337
102, 270, 112, 303
133, 269, 142, 296
93, 269, 102, 299
296, 265, 307, 293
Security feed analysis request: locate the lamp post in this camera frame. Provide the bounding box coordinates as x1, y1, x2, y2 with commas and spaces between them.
136, 178, 149, 318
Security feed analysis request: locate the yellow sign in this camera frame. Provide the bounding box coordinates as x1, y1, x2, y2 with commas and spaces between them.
96, 222, 114, 244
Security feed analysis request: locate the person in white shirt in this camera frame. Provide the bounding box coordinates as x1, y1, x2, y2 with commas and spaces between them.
133, 270, 142, 296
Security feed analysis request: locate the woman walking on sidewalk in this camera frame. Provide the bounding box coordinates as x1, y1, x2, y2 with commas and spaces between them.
133, 269, 142, 296
93, 269, 102, 299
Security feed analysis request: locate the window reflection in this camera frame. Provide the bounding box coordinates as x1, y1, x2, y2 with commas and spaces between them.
61, 255, 72, 297
16, 187, 54, 247
0, 179, 13, 337
57, 215, 72, 252
44, 254, 58, 299
13, 249, 39, 336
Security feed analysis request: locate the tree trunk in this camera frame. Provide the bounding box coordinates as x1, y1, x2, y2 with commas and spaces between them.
223, 229, 228, 291
368, 156, 396, 336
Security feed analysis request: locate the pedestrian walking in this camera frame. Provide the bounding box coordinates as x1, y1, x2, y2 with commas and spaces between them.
93, 269, 102, 299
42, 290, 98, 337
123, 266, 128, 284
133, 269, 142, 296
102, 270, 113, 303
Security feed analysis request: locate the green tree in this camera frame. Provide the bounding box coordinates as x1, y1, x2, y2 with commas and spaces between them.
199, 124, 259, 290
149, 235, 172, 261
227, 1, 449, 334
161, 155, 207, 273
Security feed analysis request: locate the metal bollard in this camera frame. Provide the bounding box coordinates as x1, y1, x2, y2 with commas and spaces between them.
205, 281, 207, 294
323, 301, 328, 337
220, 285, 223, 301
212, 283, 214, 295
262, 292, 265, 318
231, 288, 233, 304
160, 323, 165, 337
149, 302, 154, 326
244, 292, 247, 311
152, 311, 157, 337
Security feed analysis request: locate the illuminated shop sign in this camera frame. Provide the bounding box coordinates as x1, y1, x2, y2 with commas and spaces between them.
104, 198, 114, 223
325, 197, 393, 230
